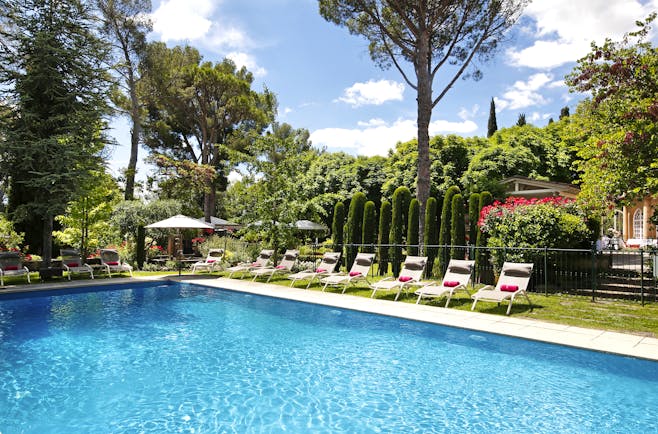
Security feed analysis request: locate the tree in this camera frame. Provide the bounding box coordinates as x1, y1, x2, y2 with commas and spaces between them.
516, 113, 527, 126
389, 186, 411, 276
239, 124, 312, 256
54, 171, 122, 258
98, 0, 152, 200
438, 186, 460, 271
362, 200, 377, 253
0, 0, 112, 266
332, 201, 345, 270
565, 14, 658, 211
487, 98, 498, 137
141, 44, 276, 221
468, 192, 480, 245
559, 106, 570, 120
450, 193, 465, 258
346, 192, 367, 269
407, 198, 419, 255
423, 196, 438, 277
377, 200, 391, 275
475, 190, 493, 270
319, 0, 527, 248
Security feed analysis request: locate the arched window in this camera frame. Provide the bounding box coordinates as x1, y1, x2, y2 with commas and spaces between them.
633, 209, 644, 239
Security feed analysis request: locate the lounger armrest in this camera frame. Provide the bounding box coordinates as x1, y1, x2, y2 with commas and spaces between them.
475, 285, 494, 292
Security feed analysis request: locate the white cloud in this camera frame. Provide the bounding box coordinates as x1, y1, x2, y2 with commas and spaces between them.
336, 79, 405, 107
310, 117, 477, 157
151, 0, 215, 42
458, 104, 480, 120
508, 0, 658, 69
496, 73, 554, 111
226, 52, 267, 77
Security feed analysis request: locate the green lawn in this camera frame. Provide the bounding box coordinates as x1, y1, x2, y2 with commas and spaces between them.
3, 269, 657, 338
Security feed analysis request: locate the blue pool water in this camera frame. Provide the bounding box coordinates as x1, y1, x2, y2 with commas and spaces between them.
0, 282, 657, 433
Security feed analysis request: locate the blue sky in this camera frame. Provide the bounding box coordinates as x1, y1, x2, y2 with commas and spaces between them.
108, 0, 658, 180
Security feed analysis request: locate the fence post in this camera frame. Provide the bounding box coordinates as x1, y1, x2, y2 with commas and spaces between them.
591, 245, 597, 302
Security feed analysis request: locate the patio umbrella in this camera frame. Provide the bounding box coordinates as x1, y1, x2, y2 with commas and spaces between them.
294, 220, 327, 231
145, 215, 213, 275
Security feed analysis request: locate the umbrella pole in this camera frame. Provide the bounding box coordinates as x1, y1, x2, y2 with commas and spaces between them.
178, 229, 182, 277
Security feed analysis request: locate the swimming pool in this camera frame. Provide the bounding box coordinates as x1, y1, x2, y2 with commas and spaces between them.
0, 282, 657, 433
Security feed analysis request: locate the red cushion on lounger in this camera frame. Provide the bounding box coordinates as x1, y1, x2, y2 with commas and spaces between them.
316, 268, 327, 273
398, 276, 413, 282
66, 262, 79, 267
500, 284, 518, 292
276, 265, 286, 269
443, 280, 460, 287
349, 271, 362, 277
4, 265, 18, 270
106, 261, 119, 266
206, 259, 216, 263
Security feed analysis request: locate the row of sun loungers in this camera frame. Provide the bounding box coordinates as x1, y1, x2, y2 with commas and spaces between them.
0, 249, 132, 286
224, 249, 534, 315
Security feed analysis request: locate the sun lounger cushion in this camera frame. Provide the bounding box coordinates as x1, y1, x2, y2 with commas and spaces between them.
500, 284, 519, 292
405, 261, 425, 271
504, 266, 532, 277
106, 261, 119, 266
398, 276, 413, 282
349, 271, 362, 277
276, 265, 286, 269
447, 264, 471, 274
316, 268, 326, 273
4, 265, 18, 270
443, 280, 460, 287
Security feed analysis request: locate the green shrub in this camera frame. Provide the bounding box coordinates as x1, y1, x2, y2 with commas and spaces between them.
407, 198, 419, 256
362, 200, 377, 253
378, 200, 391, 275
390, 186, 411, 277
424, 197, 438, 278
438, 186, 460, 272
450, 193, 465, 258
475, 191, 493, 269
332, 201, 345, 270
346, 192, 366, 269
468, 193, 480, 245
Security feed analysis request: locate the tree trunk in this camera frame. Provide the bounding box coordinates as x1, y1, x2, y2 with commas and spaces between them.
124, 71, 141, 200
416, 32, 432, 254
203, 185, 215, 222
42, 214, 53, 268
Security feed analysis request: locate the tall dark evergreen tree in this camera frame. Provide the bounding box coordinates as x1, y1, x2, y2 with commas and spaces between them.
407, 198, 419, 256
0, 0, 112, 265
559, 106, 570, 120
487, 98, 498, 137
377, 200, 391, 276
423, 197, 438, 278
517, 113, 527, 126
450, 193, 465, 259
346, 192, 366, 269
468, 193, 480, 245
332, 201, 345, 270
389, 186, 411, 277
362, 200, 377, 253
438, 186, 460, 272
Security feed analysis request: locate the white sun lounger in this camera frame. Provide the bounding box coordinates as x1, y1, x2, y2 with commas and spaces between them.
414, 259, 474, 307
370, 256, 427, 301
288, 251, 341, 289
471, 262, 534, 315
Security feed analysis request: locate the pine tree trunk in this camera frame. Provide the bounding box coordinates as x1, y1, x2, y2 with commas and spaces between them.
124, 71, 141, 200
416, 33, 432, 254
42, 214, 53, 268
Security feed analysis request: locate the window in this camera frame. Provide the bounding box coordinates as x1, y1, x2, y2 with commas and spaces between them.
633, 209, 644, 239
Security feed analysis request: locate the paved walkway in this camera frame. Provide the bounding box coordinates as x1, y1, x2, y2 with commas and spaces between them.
2, 275, 658, 361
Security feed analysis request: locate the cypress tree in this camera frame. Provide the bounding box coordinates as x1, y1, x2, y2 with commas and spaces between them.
378, 200, 391, 276
468, 193, 480, 246
390, 186, 411, 277
487, 98, 498, 138
450, 193, 465, 259
424, 196, 438, 278
517, 113, 526, 126
438, 186, 460, 272
332, 201, 345, 271
346, 192, 366, 269
362, 200, 377, 253
475, 191, 494, 270
407, 198, 419, 256
559, 106, 570, 120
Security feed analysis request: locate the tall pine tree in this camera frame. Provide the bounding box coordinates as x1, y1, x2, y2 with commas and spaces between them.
0, 0, 112, 265
487, 98, 498, 137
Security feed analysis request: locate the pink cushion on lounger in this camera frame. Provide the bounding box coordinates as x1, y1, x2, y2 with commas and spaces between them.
65, 262, 78, 267
500, 284, 518, 292
349, 271, 362, 277
4, 265, 18, 271
443, 280, 459, 287
207, 259, 216, 263
251, 262, 259, 266
276, 265, 286, 269
316, 268, 327, 273
398, 276, 413, 282
106, 261, 119, 266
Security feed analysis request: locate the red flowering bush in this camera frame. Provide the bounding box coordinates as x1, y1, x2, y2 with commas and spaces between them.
479, 196, 593, 251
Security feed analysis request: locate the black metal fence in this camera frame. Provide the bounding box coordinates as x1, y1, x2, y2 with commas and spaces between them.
315, 243, 658, 304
